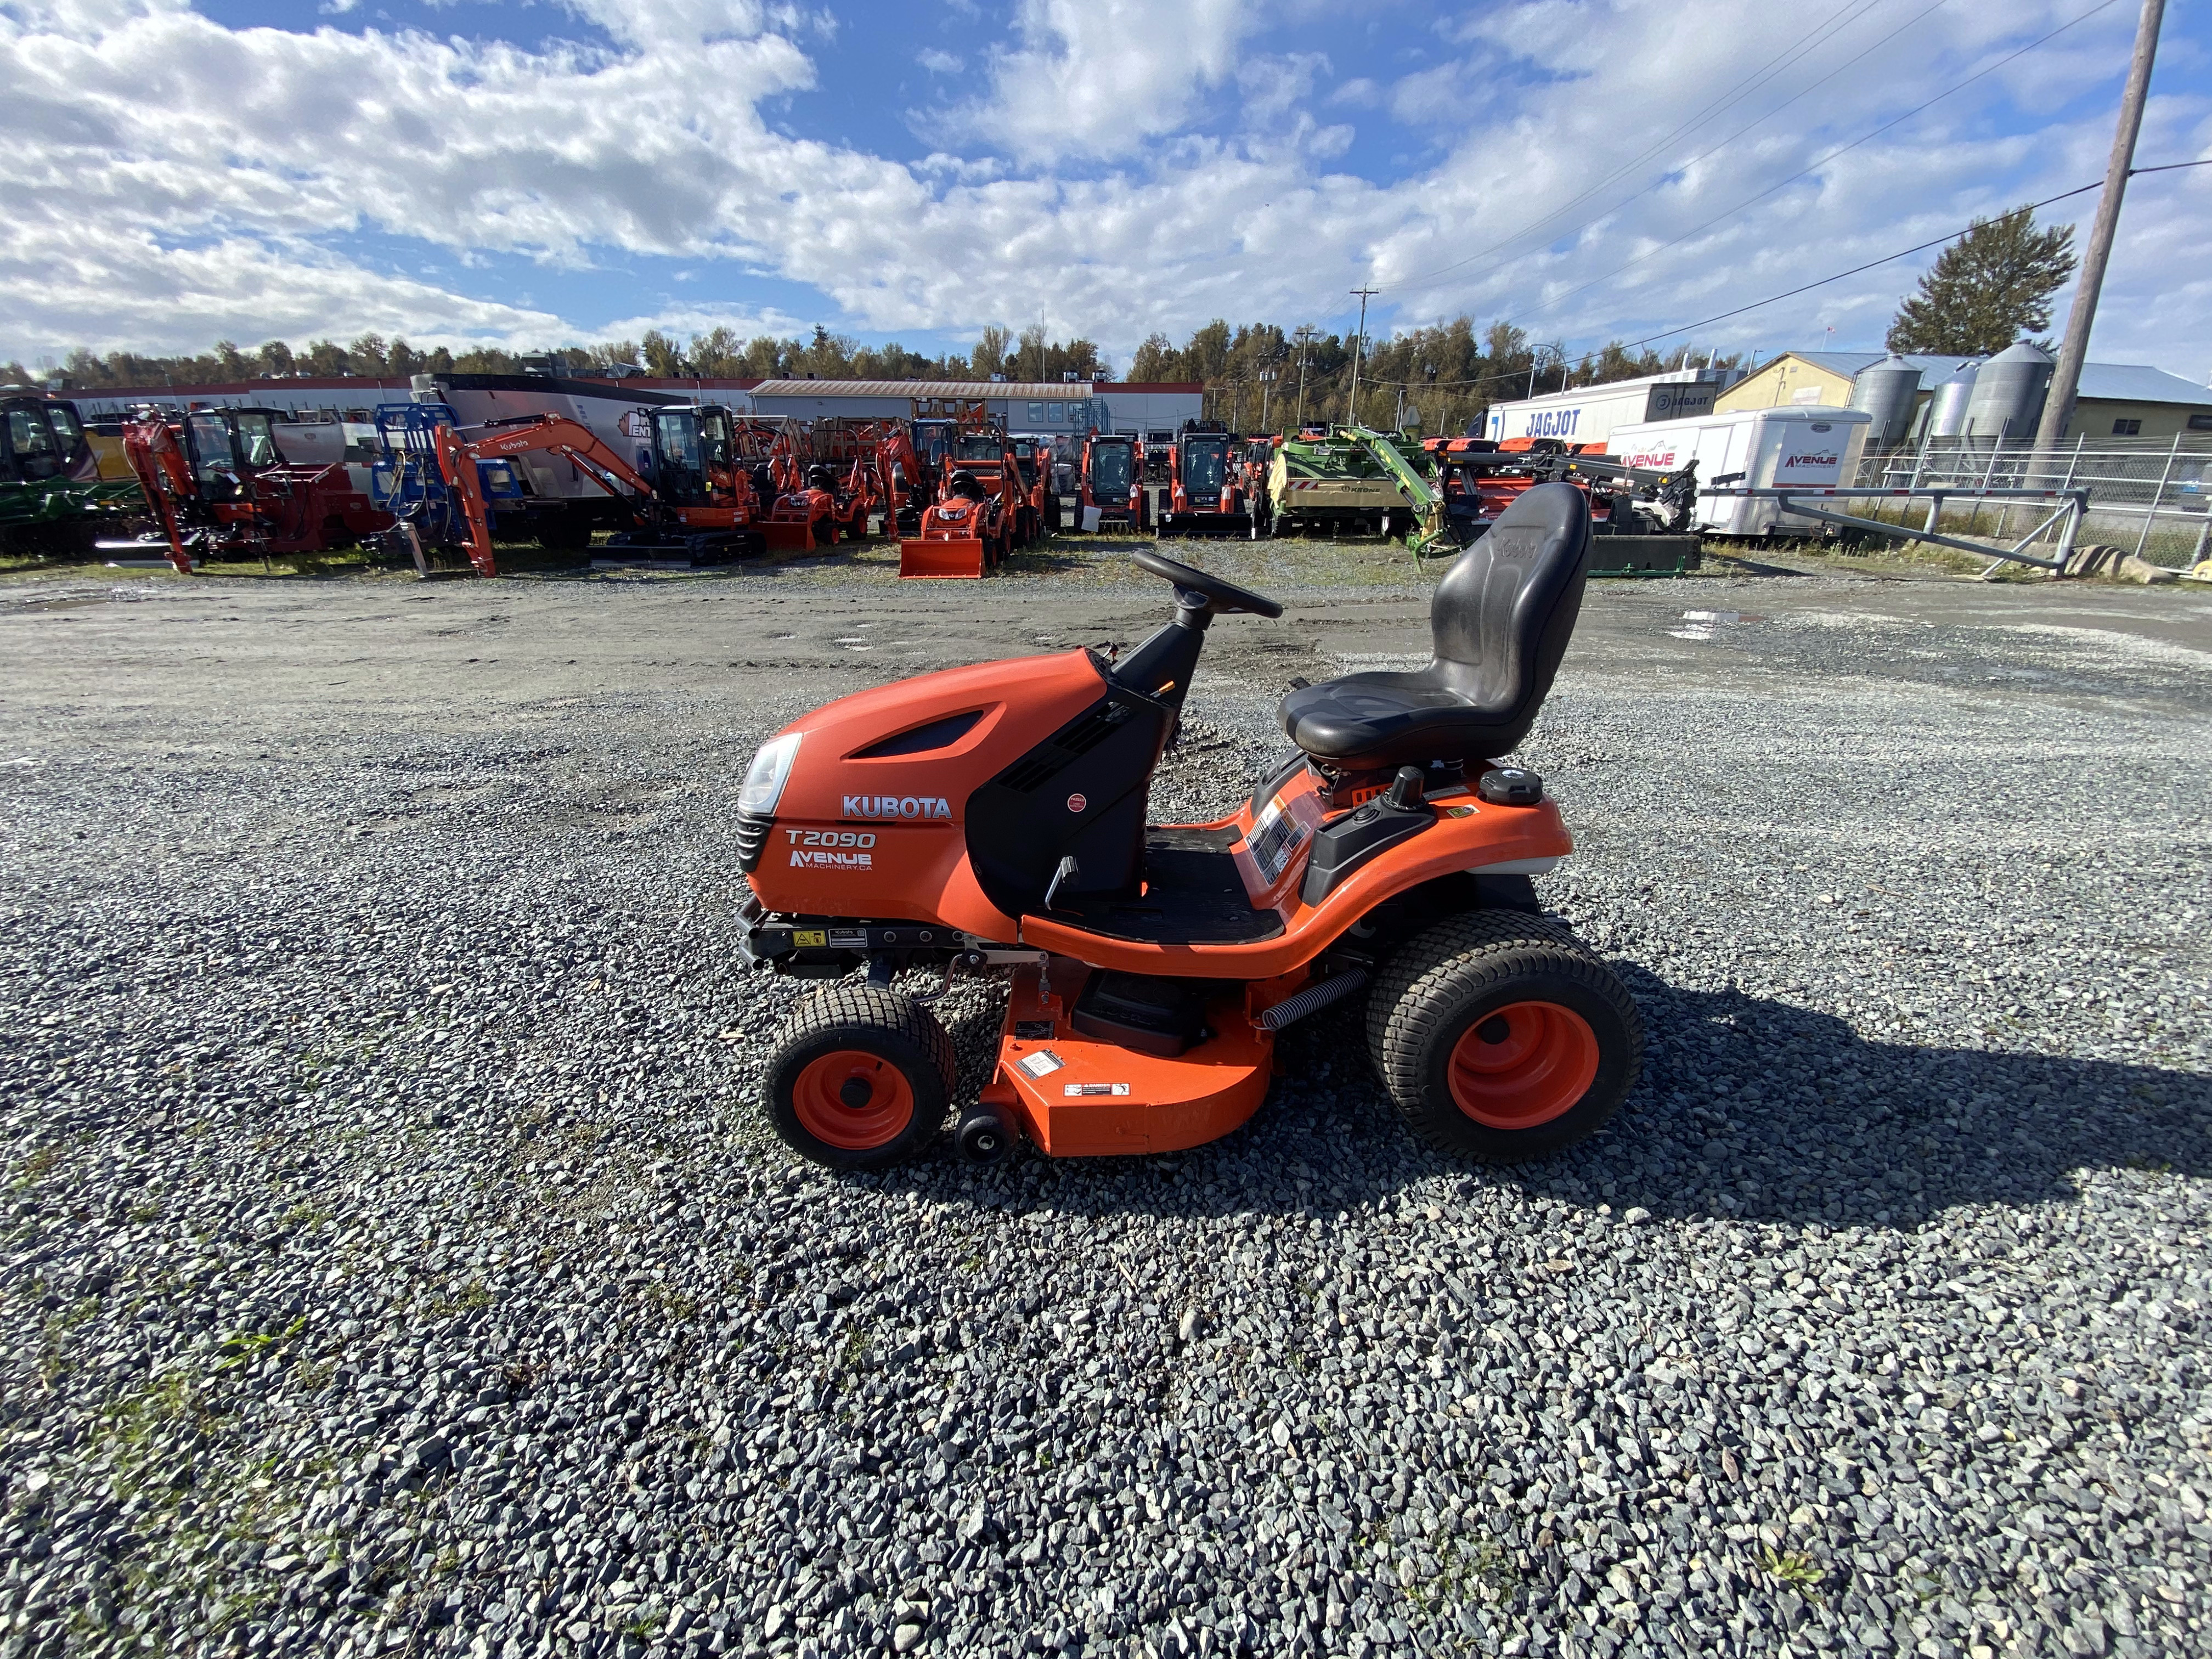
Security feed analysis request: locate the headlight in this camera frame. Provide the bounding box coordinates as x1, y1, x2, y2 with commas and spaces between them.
738, 731, 801, 816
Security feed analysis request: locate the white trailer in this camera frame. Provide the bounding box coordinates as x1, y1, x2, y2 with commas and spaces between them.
1483, 369, 1735, 448
1605, 405, 1872, 535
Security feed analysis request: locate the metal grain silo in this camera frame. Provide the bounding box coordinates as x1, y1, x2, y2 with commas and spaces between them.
1927, 362, 1979, 437
1848, 353, 1922, 449
1964, 342, 2053, 441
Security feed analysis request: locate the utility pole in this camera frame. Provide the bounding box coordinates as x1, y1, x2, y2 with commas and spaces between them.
1259, 368, 1278, 431
2036, 0, 2165, 451
1346, 286, 1378, 426
1293, 326, 1316, 430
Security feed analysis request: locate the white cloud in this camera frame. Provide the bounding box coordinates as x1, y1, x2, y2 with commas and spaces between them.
940, 0, 1257, 162
917, 46, 961, 74
0, 0, 2204, 377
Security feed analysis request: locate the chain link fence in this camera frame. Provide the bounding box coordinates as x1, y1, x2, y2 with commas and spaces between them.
1854, 433, 2212, 567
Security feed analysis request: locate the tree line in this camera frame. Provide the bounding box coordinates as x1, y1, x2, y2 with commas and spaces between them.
4, 316, 1735, 437
1, 322, 1109, 399
2, 205, 2076, 426
1128, 319, 1746, 436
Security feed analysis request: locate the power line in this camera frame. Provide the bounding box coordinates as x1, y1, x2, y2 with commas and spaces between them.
1603, 183, 2104, 352
1603, 155, 2210, 354
1482, 0, 2126, 331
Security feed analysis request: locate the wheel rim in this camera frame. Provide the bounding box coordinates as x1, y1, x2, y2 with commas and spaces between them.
1446, 1001, 1599, 1130
791, 1049, 914, 1149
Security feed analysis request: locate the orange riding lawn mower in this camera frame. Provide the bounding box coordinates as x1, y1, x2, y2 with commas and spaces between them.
736, 483, 1643, 1169
104, 406, 392, 572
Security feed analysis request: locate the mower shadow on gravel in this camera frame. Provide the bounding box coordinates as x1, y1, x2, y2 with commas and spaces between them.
866, 967, 2210, 1232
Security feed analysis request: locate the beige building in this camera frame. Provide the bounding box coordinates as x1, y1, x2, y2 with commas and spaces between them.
1718, 351, 2212, 442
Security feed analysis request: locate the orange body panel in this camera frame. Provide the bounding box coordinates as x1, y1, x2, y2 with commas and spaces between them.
987, 963, 1272, 1155
743, 649, 1109, 936
744, 650, 1571, 970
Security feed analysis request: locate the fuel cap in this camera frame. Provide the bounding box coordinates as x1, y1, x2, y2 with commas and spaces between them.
1477, 766, 1544, 806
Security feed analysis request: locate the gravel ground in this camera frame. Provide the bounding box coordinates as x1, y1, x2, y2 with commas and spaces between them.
2, 565, 2209, 1659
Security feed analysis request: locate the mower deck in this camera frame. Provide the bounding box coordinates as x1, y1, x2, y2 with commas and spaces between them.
981, 961, 1272, 1155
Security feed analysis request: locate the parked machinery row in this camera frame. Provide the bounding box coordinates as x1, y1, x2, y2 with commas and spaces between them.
1062, 417, 1699, 553
7, 382, 1078, 579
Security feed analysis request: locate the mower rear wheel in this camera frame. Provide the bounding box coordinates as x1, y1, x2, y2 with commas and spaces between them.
765, 984, 955, 1170
1368, 912, 1641, 1163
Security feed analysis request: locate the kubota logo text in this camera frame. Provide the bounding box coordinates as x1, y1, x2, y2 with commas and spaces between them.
843, 795, 952, 820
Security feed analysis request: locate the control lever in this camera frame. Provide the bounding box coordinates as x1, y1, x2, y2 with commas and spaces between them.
1382, 765, 1427, 810
1044, 855, 1081, 910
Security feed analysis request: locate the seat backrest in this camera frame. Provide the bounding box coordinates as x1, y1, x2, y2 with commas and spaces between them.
1427, 481, 1591, 723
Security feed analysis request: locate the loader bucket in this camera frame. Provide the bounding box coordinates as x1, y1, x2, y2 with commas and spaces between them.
900, 536, 986, 579
760, 521, 817, 555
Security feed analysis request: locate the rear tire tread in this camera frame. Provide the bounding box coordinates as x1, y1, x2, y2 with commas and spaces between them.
1368, 911, 1642, 1162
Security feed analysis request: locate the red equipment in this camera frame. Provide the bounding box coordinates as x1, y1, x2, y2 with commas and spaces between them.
432, 415, 763, 577
898, 420, 1026, 579
113, 407, 391, 573
812, 418, 926, 540
736, 485, 1642, 1169
765, 463, 845, 554
1078, 433, 1146, 532
1008, 436, 1061, 540
1158, 424, 1254, 538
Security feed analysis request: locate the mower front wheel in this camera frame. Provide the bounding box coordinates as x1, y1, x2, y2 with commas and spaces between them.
1369, 913, 1642, 1163
765, 984, 955, 1170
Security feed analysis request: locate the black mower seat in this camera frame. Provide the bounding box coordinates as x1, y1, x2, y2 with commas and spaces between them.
1277, 483, 1590, 769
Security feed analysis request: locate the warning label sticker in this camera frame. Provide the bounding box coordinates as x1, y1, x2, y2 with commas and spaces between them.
1063, 1082, 1131, 1097
1249, 795, 1309, 883
1015, 1049, 1065, 1078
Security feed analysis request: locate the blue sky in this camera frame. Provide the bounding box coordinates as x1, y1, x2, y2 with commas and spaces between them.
4, 0, 2207, 377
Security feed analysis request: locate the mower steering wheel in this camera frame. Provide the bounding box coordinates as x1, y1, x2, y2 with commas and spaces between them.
1130, 549, 1284, 618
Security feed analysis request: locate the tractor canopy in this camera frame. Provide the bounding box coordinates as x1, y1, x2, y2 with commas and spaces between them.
1088, 439, 1133, 496
1181, 436, 1228, 496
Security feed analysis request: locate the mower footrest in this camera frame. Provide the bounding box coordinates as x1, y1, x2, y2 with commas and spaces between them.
899, 537, 986, 579
990, 963, 1270, 1155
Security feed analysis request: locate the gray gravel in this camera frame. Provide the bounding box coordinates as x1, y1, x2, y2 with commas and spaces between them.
2, 568, 2208, 1659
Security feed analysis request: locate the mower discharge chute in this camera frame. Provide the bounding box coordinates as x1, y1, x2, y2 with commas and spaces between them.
736, 484, 1643, 1169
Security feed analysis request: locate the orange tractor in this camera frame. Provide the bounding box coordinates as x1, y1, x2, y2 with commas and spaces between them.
898, 420, 1029, 579
1157, 422, 1256, 539
1077, 432, 1146, 532
109, 405, 391, 573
